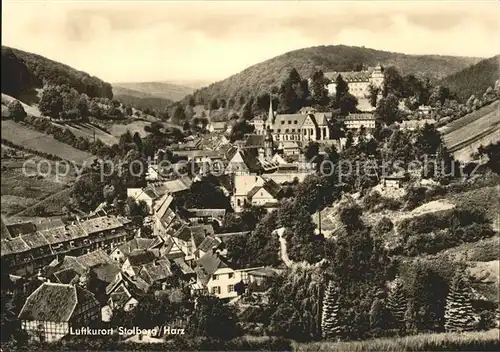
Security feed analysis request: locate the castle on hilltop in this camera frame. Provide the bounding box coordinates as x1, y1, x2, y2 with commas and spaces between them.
324, 64, 384, 99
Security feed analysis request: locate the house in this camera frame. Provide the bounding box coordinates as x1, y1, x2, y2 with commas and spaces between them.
103, 271, 150, 320
343, 113, 377, 130
126, 187, 159, 214
277, 141, 301, 156
192, 252, 270, 300
172, 224, 215, 258
206, 121, 227, 134
110, 237, 157, 263
399, 119, 436, 131
185, 209, 227, 227
1, 216, 132, 276
19, 282, 100, 342
225, 147, 261, 175
381, 174, 407, 189
232, 175, 283, 212
194, 232, 249, 260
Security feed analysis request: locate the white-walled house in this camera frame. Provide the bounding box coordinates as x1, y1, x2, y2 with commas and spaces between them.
232, 175, 283, 212
192, 252, 274, 299
18, 283, 100, 342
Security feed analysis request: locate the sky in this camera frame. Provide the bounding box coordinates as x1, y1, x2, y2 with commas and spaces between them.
3, 0, 499, 85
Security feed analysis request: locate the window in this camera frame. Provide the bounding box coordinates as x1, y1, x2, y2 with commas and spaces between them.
211, 286, 221, 295
228, 273, 234, 279
228, 285, 235, 293
237, 199, 241, 207
212, 274, 218, 280
291, 129, 295, 133
288, 120, 291, 124
281, 121, 285, 125
277, 129, 281, 133
294, 120, 298, 124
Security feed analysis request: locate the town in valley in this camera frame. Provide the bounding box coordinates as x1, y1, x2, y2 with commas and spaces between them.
1, 1, 499, 351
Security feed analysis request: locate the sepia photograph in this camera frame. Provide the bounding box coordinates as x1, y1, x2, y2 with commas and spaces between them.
1, 0, 499, 351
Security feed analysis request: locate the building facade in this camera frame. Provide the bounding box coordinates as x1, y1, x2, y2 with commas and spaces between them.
324, 64, 384, 99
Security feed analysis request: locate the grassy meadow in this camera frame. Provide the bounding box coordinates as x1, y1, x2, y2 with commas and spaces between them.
295, 329, 500, 351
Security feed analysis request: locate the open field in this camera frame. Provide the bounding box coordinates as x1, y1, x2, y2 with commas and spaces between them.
1, 120, 94, 165
1, 152, 77, 216
51, 120, 119, 146
295, 329, 500, 352
440, 101, 500, 161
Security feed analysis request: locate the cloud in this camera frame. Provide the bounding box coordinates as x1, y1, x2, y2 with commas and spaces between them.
2, 0, 499, 83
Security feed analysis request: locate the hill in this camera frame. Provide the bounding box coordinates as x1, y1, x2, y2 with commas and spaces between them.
1, 46, 113, 100
440, 100, 500, 161
440, 55, 500, 102
186, 45, 483, 103
113, 81, 195, 101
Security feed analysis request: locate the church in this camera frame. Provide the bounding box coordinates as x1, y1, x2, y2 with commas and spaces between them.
253, 100, 333, 142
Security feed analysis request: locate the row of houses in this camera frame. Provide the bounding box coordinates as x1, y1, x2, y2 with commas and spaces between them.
0, 216, 133, 276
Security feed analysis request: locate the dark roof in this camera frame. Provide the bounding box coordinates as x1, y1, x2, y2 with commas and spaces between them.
72, 249, 114, 268
195, 252, 229, 285
18, 283, 97, 322
247, 179, 282, 199
0, 218, 12, 240
227, 148, 261, 173
116, 238, 156, 257
139, 259, 173, 284
196, 235, 223, 253
173, 257, 195, 275
127, 250, 157, 267
52, 268, 80, 284
110, 286, 132, 308
5, 222, 37, 237
90, 263, 121, 283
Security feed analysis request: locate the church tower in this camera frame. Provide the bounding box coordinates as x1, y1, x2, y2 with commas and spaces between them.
264, 128, 274, 159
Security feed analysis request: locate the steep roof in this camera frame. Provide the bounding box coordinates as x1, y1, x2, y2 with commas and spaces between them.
51, 268, 80, 284
272, 114, 308, 129
127, 250, 157, 267
227, 148, 261, 173
0, 217, 12, 240
247, 178, 282, 199
115, 238, 156, 257
196, 235, 223, 254
90, 263, 121, 283
139, 259, 173, 284
162, 178, 192, 194
195, 252, 229, 285
18, 283, 97, 322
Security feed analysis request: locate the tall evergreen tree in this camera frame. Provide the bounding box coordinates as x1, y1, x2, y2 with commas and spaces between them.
321, 280, 342, 340
387, 277, 407, 331
445, 271, 476, 332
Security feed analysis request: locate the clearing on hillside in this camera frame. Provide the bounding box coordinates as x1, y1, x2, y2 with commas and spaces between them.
440, 101, 500, 161
1, 149, 77, 216
1, 120, 94, 165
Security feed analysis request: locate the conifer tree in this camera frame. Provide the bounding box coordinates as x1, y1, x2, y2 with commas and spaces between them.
444, 271, 476, 332
321, 280, 342, 339
387, 277, 407, 331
